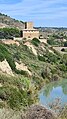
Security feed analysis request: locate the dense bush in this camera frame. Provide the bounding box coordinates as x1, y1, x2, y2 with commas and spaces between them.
15, 69, 29, 77
47, 34, 65, 46
0, 52, 5, 61
8, 88, 24, 109
31, 38, 40, 47
47, 39, 61, 46
38, 51, 59, 64
38, 55, 46, 62
47, 39, 55, 45
0, 28, 20, 39
46, 53, 58, 63
7, 56, 16, 71
0, 74, 37, 109
62, 54, 67, 65
59, 64, 67, 71
0, 44, 16, 70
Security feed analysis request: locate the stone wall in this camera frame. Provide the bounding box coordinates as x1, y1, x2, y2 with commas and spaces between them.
22, 30, 39, 39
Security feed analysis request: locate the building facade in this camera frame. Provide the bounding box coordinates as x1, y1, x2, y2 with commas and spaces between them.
21, 22, 39, 39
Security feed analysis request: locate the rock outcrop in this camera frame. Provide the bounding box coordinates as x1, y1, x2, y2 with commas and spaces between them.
24, 42, 37, 56
15, 62, 32, 76
0, 59, 14, 76
21, 105, 57, 119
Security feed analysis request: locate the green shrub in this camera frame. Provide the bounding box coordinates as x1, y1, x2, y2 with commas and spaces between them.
0, 88, 8, 100
8, 88, 24, 109
0, 28, 20, 39
7, 57, 16, 71
15, 69, 29, 77
13, 52, 21, 60
62, 54, 67, 65
0, 43, 16, 71
59, 64, 66, 71
46, 52, 59, 63
31, 38, 40, 47
0, 73, 37, 109
0, 52, 5, 61
0, 102, 5, 108
47, 34, 64, 46
38, 55, 46, 62
32, 74, 44, 89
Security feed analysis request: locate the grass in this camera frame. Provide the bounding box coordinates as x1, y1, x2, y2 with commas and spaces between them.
59, 106, 67, 119
0, 73, 38, 109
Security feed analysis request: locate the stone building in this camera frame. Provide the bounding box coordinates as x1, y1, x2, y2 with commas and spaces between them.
21, 22, 39, 39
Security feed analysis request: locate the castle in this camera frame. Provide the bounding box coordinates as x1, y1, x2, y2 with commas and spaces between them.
21, 22, 39, 39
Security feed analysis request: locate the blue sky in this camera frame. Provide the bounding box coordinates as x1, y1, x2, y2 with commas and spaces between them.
0, 0, 67, 27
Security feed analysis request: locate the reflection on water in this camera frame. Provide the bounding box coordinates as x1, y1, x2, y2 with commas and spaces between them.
39, 79, 67, 113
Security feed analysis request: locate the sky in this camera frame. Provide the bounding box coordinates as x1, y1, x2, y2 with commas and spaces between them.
0, 0, 67, 27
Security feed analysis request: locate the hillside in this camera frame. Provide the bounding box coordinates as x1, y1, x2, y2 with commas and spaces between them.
0, 13, 25, 30
0, 38, 67, 101
0, 37, 67, 119
0, 13, 67, 119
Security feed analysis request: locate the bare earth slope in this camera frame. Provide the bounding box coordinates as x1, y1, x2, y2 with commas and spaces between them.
0, 13, 24, 30
0, 59, 13, 76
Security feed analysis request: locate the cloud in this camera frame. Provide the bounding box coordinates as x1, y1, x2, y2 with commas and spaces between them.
0, 0, 67, 27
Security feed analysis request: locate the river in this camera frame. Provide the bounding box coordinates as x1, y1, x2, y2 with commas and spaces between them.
39, 79, 67, 113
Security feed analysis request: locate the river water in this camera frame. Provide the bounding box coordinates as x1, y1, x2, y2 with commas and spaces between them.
39, 79, 67, 113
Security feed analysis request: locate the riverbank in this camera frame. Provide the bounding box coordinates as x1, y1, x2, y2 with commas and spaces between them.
38, 79, 67, 114
0, 105, 57, 119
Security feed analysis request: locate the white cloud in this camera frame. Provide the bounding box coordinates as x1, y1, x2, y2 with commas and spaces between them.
0, 0, 67, 26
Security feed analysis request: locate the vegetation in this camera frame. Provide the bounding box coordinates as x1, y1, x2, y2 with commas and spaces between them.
0, 43, 16, 70
47, 33, 67, 46
59, 106, 67, 119
0, 13, 24, 30
0, 74, 37, 109
0, 28, 20, 39
31, 38, 40, 47
0, 40, 67, 82
0, 15, 67, 118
